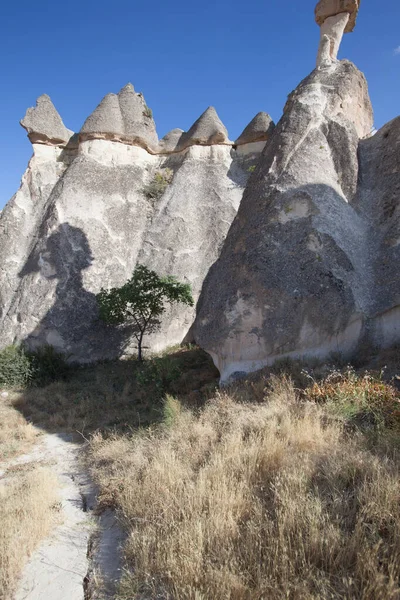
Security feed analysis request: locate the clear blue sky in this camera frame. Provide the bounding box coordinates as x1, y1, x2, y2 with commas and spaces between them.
1, 0, 399, 207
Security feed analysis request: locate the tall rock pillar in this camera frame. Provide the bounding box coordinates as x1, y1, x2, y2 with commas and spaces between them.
315, 0, 360, 67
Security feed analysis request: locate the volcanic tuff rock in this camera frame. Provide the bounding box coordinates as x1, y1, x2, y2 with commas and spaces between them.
80, 83, 159, 152
193, 59, 399, 383
315, 0, 360, 33
158, 129, 185, 153
176, 107, 230, 151
0, 91, 269, 361
235, 112, 275, 146
21, 94, 73, 145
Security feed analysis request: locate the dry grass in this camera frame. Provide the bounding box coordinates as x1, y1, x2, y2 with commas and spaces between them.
12, 347, 218, 434
0, 466, 60, 599
0, 394, 39, 462
88, 376, 400, 600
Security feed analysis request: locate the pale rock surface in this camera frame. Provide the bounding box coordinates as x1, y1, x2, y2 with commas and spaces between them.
0, 98, 259, 359
80, 83, 159, 152
177, 107, 230, 150
20, 94, 73, 145
317, 13, 350, 66
0, 143, 74, 332
194, 60, 380, 383
235, 112, 275, 145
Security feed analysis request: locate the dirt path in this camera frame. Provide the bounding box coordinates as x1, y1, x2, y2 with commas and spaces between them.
2, 432, 124, 600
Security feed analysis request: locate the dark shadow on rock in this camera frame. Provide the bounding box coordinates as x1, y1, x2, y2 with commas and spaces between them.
19, 222, 133, 363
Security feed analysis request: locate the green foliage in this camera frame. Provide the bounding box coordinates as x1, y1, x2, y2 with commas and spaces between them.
143, 105, 153, 119
305, 367, 400, 434
162, 394, 182, 427
96, 264, 194, 360
0, 344, 70, 388
247, 165, 256, 173
142, 169, 173, 201
135, 357, 182, 397
0, 345, 33, 387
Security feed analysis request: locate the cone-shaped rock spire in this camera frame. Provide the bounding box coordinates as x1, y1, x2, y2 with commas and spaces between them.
80, 83, 158, 151
20, 94, 73, 145
235, 112, 275, 146
158, 128, 185, 153
177, 107, 229, 151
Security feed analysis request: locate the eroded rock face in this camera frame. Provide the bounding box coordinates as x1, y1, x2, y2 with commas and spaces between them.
21, 95, 73, 145
194, 60, 383, 383
0, 96, 262, 361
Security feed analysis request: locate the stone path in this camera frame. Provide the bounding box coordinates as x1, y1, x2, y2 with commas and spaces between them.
1, 432, 124, 600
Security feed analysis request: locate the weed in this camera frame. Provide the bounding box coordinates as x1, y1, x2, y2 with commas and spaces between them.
143, 105, 153, 119
142, 168, 174, 201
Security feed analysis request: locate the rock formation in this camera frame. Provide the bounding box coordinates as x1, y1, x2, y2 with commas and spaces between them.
315, 0, 360, 67
194, 59, 379, 382
80, 83, 159, 152
193, 0, 400, 384
20, 94, 74, 146
2, 0, 399, 380
0, 92, 273, 361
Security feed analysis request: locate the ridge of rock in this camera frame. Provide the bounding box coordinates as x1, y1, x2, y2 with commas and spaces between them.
20, 95, 73, 146
80, 84, 158, 152
235, 112, 275, 146
176, 107, 230, 151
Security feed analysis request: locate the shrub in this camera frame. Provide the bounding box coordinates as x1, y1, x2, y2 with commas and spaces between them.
247, 164, 256, 173
0, 345, 33, 387
0, 344, 70, 389
305, 367, 400, 432
142, 169, 174, 201
135, 356, 182, 397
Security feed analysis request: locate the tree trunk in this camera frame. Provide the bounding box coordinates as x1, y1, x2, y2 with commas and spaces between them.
137, 331, 144, 362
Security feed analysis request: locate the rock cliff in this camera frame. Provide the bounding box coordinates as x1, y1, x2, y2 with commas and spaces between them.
0, 92, 274, 361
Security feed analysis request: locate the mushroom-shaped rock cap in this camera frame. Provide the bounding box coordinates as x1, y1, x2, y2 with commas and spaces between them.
20, 94, 73, 145
177, 107, 229, 151
80, 83, 158, 151
315, 0, 360, 33
235, 112, 275, 146
158, 128, 185, 153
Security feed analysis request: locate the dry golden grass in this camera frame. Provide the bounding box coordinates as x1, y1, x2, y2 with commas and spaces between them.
0, 466, 60, 599
88, 376, 400, 600
0, 393, 39, 462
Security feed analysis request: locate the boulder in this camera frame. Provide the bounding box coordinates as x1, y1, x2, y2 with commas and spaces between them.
20, 95, 73, 146
315, 0, 360, 33
194, 60, 375, 383
235, 112, 275, 146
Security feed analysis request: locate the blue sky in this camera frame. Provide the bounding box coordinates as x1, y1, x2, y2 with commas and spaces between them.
1, 0, 399, 207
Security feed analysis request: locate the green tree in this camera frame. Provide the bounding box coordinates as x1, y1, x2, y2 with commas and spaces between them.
96, 264, 194, 361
